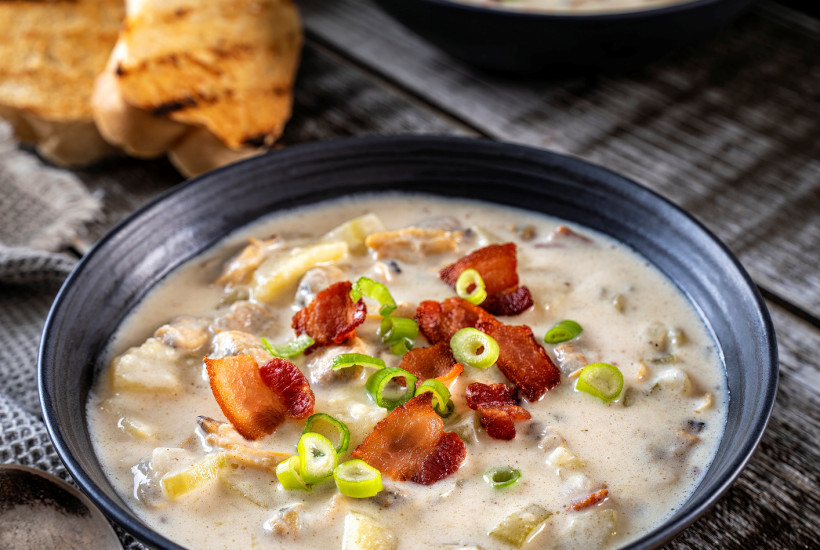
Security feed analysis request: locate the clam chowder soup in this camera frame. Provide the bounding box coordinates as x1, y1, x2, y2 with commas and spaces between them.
89, 194, 726, 550
454, 0, 693, 14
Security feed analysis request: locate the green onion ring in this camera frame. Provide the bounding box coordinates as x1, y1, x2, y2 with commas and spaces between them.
331, 353, 386, 372
260, 334, 315, 358
450, 328, 499, 369
351, 276, 397, 317
365, 367, 418, 409
544, 320, 583, 344
415, 379, 451, 415
276, 456, 310, 491
483, 466, 521, 489
302, 413, 351, 454
297, 432, 338, 485
455, 268, 488, 306
576, 362, 624, 402
333, 459, 383, 498
380, 316, 418, 355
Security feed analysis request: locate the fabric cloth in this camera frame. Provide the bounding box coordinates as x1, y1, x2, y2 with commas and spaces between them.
0, 122, 142, 549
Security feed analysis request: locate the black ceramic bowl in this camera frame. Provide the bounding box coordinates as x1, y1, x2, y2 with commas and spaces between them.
372, 0, 757, 73
40, 136, 777, 549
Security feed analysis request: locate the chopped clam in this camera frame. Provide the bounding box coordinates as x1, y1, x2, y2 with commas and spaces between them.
216, 237, 280, 287
294, 265, 347, 309
197, 416, 290, 472
210, 330, 272, 366
554, 343, 588, 376
365, 227, 461, 263
650, 367, 694, 396
305, 339, 370, 386
265, 504, 303, 537
154, 316, 211, 354
212, 301, 277, 334
537, 427, 565, 452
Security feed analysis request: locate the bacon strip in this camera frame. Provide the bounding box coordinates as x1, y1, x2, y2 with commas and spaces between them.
416, 297, 560, 401
292, 281, 366, 348
399, 341, 457, 381
466, 382, 531, 440
352, 393, 466, 485
205, 354, 315, 440
567, 487, 609, 511
439, 243, 533, 316
435, 363, 464, 388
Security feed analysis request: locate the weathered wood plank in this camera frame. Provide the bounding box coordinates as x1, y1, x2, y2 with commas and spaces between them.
71, 42, 471, 251
300, 0, 820, 320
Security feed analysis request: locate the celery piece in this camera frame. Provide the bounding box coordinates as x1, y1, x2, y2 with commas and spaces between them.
323, 213, 386, 254
489, 504, 552, 547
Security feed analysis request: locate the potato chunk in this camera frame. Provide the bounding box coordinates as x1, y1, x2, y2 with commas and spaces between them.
322, 213, 386, 254
342, 512, 397, 550
252, 241, 348, 302
489, 504, 552, 547
110, 337, 183, 392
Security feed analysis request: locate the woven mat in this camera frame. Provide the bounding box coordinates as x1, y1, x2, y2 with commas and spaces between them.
0, 121, 143, 549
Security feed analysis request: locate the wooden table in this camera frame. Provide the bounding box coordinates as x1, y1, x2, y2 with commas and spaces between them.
67, 0, 819, 547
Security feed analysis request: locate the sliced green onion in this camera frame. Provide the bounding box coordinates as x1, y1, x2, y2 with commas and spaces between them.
333, 459, 383, 498
484, 466, 521, 489
380, 316, 418, 355
455, 268, 488, 306
302, 413, 351, 454
297, 432, 338, 485
415, 379, 451, 415
576, 362, 623, 402
276, 456, 310, 491
261, 334, 315, 358
544, 320, 583, 344
351, 276, 397, 316
450, 328, 499, 369
365, 367, 418, 409
331, 353, 386, 371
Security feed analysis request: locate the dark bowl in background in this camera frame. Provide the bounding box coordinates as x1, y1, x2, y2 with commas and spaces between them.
372, 0, 758, 73
39, 136, 777, 549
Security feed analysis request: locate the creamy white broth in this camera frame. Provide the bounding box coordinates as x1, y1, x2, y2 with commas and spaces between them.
88, 194, 726, 550
454, 0, 693, 14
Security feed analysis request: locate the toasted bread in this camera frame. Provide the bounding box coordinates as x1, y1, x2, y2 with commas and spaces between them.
0, 0, 124, 166
93, 0, 302, 176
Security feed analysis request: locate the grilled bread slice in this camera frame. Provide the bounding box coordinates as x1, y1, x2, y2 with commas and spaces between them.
93, 0, 302, 176
0, 0, 123, 166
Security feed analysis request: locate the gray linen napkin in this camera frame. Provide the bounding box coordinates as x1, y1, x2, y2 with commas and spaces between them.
0, 122, 143, 549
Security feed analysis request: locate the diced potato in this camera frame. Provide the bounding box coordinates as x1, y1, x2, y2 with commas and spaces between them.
110, 337, 182, 392
216, 237, 280, 287
252, 241, 349, 302
556, 509, 618, 550
546, 446, 583, 469
161, 452, 228, 499
220, 461, 279, 508
117, 416, 157, 439
342, 511, 397, 550
323, 213, 386, 255
489, 504, 552, 547
264, 504, 303, 537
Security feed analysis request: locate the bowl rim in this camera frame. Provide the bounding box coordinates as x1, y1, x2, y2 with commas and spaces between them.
387, 0, 730, 20
39, 134, 778, 550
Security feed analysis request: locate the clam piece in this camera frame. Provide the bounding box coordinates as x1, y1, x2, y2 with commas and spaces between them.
154, 316, 211, 354
366, 227, 462, 263
294, 265, 347, 308
216, 237, 280, 287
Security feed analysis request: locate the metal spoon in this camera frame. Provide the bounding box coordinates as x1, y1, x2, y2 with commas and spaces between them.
0, 464, 121, 549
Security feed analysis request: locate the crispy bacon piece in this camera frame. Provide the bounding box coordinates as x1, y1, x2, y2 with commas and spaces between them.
259, 358, 315, 419
416, 297, 561, 401
352, 393, 466, 485
205, 354, 315, 440
466, 382, 531, 440
292, 281, 366, 348
439, 243, 533, 316
399, 341, 458, 381
567, 487, 609, 511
